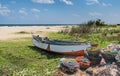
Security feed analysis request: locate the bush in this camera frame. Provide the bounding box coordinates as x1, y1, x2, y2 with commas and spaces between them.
69, 25, 94, 35
15, 31, 30, 34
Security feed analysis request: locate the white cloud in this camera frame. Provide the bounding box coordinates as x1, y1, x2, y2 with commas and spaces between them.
72, 14, 80, 17
18, 9, 27, 15
102, 3, 112, 6
86, 0, 99, 5
0, 4, 11, 16
86, 0, 112, 6
89, 12, 102, 16
60, 0, 73, 5
32, 0, 54, 4
31, 8, 40, 12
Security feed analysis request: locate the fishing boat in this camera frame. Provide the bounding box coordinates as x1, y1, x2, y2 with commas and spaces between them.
32, 35, 98, 56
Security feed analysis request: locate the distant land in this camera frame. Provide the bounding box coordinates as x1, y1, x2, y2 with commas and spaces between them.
0, 24, 119, 27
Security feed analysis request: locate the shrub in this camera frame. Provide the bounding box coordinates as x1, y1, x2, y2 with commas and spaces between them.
15, 31, 30, 34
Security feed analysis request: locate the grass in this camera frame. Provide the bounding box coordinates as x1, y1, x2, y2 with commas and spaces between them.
48, 32, 72, 41
15, 31, 30, 34
0, 38, 62, 76
87, 35, 111, 48
48, 32, 119, 48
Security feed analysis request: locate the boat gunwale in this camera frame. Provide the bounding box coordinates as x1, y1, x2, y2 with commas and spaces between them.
33, 37, 91, 46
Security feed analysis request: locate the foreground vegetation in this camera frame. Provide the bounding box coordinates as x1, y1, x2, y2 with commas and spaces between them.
0, 34, 119, 76
0, 38, 63, 76
0, 19, 120, 76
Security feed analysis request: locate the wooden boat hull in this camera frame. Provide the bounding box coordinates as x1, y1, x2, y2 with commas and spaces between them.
32, 35, 95, 56
43, 48, 85, 56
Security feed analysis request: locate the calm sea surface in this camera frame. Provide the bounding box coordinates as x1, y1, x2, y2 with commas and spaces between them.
0, 24, 77, 27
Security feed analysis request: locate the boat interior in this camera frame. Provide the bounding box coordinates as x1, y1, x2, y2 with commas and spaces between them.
33, 35, 90, 45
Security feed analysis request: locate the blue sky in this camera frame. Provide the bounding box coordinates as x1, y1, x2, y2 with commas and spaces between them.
0, 0, 120, 24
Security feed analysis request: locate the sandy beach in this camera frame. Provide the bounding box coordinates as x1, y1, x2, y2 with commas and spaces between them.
0, 26, 68, 40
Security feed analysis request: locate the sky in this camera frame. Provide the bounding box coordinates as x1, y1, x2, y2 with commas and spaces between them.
0, 0, 120, 24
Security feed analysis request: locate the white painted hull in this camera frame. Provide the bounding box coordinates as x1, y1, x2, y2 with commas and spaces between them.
32, 35, 97, 56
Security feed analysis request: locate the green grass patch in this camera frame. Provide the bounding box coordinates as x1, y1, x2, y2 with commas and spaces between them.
48, 32, 72, 41
48, 32, 119, 48
0, 38, 62, 76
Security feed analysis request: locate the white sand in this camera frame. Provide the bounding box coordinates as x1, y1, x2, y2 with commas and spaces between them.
0, 26, 68, 40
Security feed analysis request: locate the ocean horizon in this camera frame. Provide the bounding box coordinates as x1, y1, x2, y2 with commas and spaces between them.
0, 24, 78, 27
